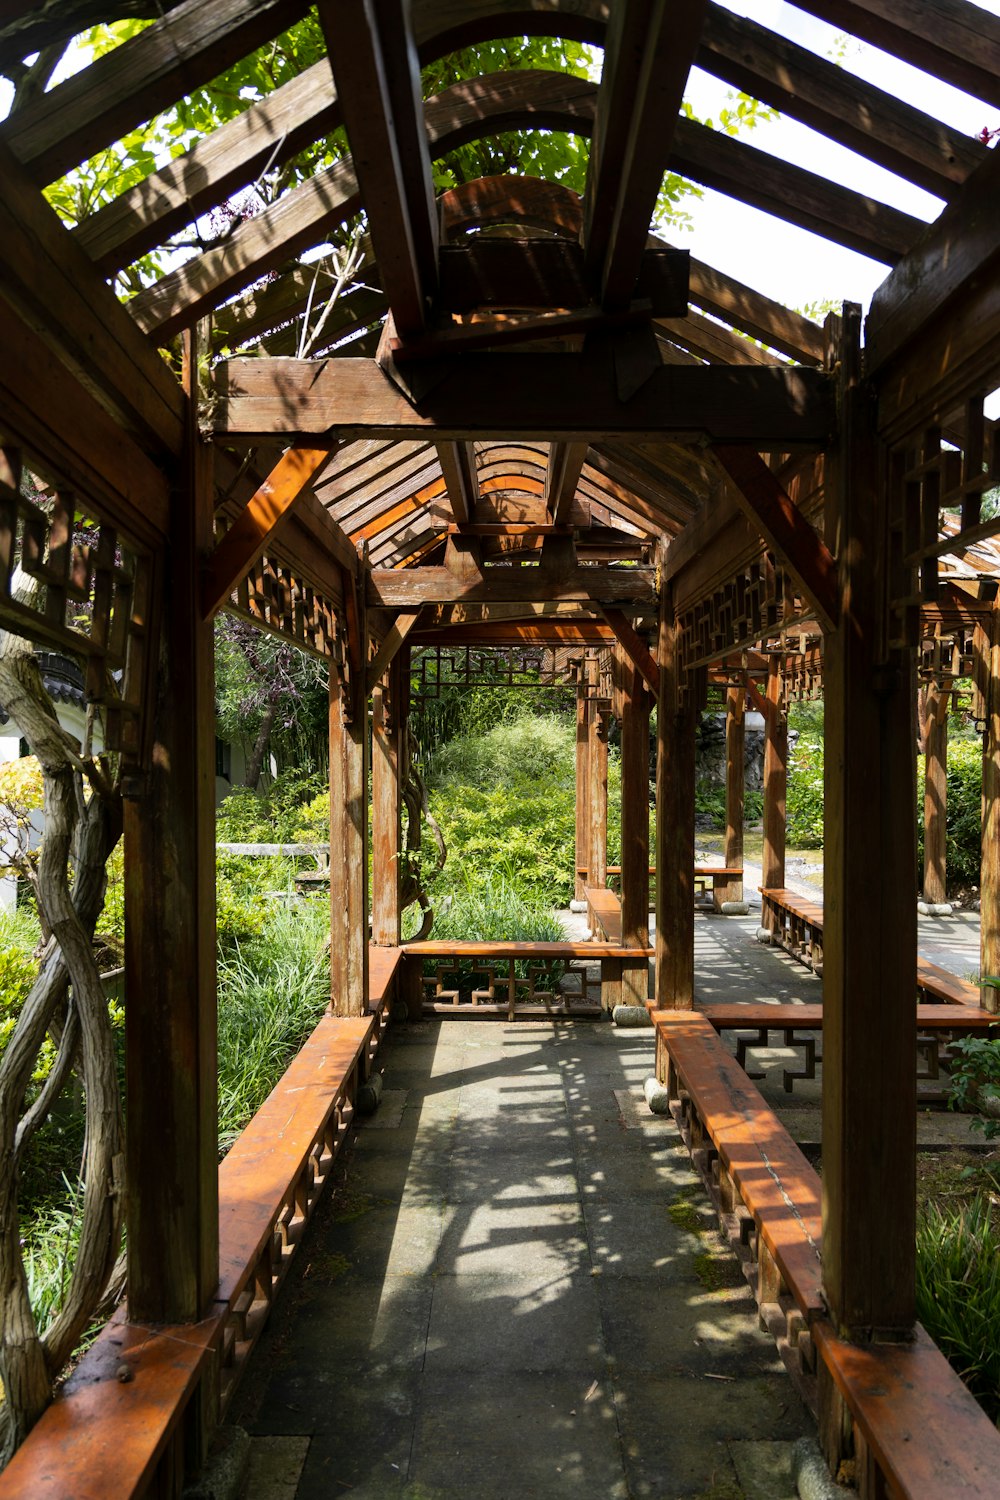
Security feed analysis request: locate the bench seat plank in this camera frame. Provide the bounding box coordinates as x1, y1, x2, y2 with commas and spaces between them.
651, 1011, 824, 1321
813, 1321, 1000, 1499
369, 944, 403, 1013
585, 884, 624, 943
701, 1003, 994, 1031
404, 939, 653, 958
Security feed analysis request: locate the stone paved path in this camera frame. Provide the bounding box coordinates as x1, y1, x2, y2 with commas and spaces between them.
233, 1014, 812, 1499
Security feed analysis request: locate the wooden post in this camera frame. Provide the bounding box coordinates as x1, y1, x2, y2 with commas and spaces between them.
921, 679, 950, 912
724, 682, 747, 909
821, 305, 916, 1339
588, 690, 609, 893
371, 648, 407, 946
980, 605, 1000, 1011
619, 647, 651, 1004
761, 653, 787, 909
330, 634, 369, 1017
574, 674, 590, 902
124, 334, 217, 1324
655, 565, 695, 1008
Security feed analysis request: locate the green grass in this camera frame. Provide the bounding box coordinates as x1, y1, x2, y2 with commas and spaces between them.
216, 893, 331, 1152
916, 1193, 1000, 1421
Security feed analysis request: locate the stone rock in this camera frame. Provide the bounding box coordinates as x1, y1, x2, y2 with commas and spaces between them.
357, 1070, 384, 1114
917, 900, 953, 917
643, 1076, 672, 1115
613, 1004, 652, 1028
756, 927, 772, 944
720, 900, 751, 916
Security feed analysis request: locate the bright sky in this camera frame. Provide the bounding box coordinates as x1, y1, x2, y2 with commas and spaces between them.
679, 0, 1000, 317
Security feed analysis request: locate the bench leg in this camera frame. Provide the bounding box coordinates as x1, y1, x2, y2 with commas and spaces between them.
601, 957, 622, 1014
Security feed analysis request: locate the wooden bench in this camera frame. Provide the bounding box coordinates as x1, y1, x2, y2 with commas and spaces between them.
651, 1008, 825, 1401
693, 865, 744, 911
0, 994, 387, 1499
701, 1001, 996, 1094
403, 939, 653, 1017
760, 887, 825, 969
652, 1008, 1000, 1496
579, 864, 745, 913
762, 890, 984, 1010
585, 883, 624, 943
813, 1320, 1000, 1499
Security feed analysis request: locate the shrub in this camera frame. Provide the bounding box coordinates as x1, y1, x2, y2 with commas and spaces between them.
413, 871, 566, 996
947, 1031, 1000, 1139
785, 733, 824, 848
916, 1194, 1000, 1421
423, 713, 622, 908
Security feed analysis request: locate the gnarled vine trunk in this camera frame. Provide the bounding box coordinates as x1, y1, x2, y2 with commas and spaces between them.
0, 635, 123, 1464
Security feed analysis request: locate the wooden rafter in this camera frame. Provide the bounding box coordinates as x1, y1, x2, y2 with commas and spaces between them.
544, 443, 589, 524
585, 0, 707, 308
2, 0, 311, 186
214, 356, 835, 447
317, 0, 437, 338
697, 3, 986, 200
435, 442, 478, 525
792, 0, 1000, 110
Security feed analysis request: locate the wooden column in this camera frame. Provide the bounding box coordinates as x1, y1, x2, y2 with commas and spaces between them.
371, 648, 407, 946
724, 683, 746, 908
980, 604, 1000, 1012
574, 675, 590, 901
921, 679, 949, 911
821, 306, 916, 1341
330, 639, 369, 1017
619, 647, 651, 1004
587, 689, 609, 893
761, 654, 787, 909
124, 338, 217, 1324
655, 571, 696, 1009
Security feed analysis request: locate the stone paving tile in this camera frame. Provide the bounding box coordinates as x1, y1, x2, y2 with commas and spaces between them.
597, 1276, 784, 1378
407, 1371, 627, 1499
612, 1371, 810, 1499
582, 1195, 706, 1279
435, 1196, 589, 1279
424, 1271, 605, 1371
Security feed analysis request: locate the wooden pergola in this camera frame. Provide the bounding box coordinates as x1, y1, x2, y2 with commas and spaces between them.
2, 0, 1000, 1493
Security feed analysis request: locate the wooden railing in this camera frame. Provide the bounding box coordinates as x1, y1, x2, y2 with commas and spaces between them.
0, 948, 402, 1500
402, 939, 653, 1017
652, 1006, 1000, 1498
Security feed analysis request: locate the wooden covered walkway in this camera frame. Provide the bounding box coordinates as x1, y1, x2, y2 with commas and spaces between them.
2, 0, 1000, 1494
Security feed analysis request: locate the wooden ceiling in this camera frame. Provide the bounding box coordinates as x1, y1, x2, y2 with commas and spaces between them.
2, 0, 999, 652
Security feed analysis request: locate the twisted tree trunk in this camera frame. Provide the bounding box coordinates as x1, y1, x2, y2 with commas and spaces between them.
0, 636, 123, 1464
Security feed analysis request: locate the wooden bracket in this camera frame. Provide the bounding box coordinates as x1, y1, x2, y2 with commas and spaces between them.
600, 606, 659, 700
201, 445, 336, 620
714, 445, 839, 633
366, 609, 421, 697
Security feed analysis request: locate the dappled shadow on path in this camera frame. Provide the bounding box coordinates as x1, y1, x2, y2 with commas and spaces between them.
232, 1018, 811, 1499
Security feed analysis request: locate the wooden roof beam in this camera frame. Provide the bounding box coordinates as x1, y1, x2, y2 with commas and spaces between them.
317, 0, 437, 338
867, 146, 1000, 377
435, 442, 478, 526
697, 3, 986, 201
410, 621, 616, 646
544, 443, 590, 524
2, 0, 310, 186
713, 445, 838, 632
214, 356, 835, 447
792, 0, 1000, 111
0, 139, 183, 461
670, 115, 922, 266
368, 564, 656, 609
584, 0, 707, 309
366, 608, 421, 693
